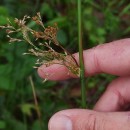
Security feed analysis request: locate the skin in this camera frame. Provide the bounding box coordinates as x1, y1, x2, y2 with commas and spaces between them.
38, 38, 130, 130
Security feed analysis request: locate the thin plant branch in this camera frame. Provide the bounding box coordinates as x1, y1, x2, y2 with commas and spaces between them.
78, 0, 87, 108
29, 76, 43, 130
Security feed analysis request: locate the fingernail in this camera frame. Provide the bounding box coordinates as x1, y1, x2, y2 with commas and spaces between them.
49, 115, 72, 130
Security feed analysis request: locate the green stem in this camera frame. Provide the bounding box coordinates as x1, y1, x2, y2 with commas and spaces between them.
78, 0, 86, 108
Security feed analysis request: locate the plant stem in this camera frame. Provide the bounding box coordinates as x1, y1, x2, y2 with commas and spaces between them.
29, 76, 43, 130
78, 0, 86, 108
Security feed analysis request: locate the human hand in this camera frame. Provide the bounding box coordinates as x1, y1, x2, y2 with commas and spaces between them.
38, 39, 130, 130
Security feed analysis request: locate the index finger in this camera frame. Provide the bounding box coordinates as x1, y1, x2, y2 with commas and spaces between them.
38, 38, 130, 80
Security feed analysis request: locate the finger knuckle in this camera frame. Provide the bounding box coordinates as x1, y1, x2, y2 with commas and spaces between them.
85, 114, 97, 130
76, 114, 105, 130
91, 46, 102, 73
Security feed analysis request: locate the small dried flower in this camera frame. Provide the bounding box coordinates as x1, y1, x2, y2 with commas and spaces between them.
1, 12, 80, 79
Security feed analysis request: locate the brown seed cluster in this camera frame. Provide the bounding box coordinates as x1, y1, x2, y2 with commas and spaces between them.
0, 12, 80, 78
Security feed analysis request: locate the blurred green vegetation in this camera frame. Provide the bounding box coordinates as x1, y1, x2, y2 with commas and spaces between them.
0, 0, 130, 129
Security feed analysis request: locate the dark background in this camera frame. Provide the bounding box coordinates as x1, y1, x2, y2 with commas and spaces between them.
0, 0, 130, 129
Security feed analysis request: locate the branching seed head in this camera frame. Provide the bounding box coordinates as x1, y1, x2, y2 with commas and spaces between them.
0, 12, 80, 78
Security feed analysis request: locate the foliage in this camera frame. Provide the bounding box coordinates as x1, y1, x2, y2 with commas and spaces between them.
0, 0, 130, 130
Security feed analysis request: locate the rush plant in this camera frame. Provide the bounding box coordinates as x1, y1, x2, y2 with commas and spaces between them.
1, 0, 87, 108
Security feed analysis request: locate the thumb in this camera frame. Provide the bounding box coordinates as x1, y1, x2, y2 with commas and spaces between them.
48, 109, 130, 130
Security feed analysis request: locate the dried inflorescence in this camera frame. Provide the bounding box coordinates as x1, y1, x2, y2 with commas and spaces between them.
0, 12, 80, 78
